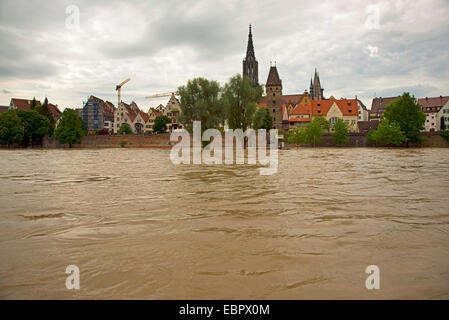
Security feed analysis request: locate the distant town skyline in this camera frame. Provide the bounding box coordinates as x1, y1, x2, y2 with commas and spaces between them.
1, 0, 448, 112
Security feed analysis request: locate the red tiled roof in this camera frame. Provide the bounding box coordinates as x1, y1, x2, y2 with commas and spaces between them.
370, 96, 400, 114
48, 103, 62, 119
281, 94, 305, 105
260, 94, 305, 106
334, 99, 358, 116
418, 96, 449, 113
10, 98, 41, 111
128, 113, 136, 122
11, 98, 61, 119
290, 103, 311, 116
290, 98, 358, 117
140, 111, 149, 122
289, 117, 311, 122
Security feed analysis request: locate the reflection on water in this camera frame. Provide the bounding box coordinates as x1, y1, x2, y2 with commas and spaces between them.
0, 148, 448, 299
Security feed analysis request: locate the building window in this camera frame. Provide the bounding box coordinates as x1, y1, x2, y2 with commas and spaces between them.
352, 120, 356, 125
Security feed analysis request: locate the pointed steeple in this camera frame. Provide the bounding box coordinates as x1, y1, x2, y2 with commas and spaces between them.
311, 68, 324, 100
243, 24, 259, 87
313, 68, 321, 88
246, 24, 255, 58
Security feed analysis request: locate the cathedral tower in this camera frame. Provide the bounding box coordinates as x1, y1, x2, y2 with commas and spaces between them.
243, 25, 259, 88
266, 64, 283, 129
310, 68, 324, 100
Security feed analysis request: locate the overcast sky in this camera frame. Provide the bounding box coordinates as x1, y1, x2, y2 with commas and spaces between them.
1, 0, 448, 112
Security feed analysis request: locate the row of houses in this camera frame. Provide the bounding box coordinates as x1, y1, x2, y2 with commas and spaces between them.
257, 66, 371, 133
255, 65, 448, 133
2, 87, 446, 136
243, 26, 447, 134
75, 93, 182, 134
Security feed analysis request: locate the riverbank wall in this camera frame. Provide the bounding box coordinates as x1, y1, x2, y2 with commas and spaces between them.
42, 134, 173, 148
284, 132, 449, 148
2, 131, 448, 149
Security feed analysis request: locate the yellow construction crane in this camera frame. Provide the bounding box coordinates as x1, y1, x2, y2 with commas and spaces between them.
116, 78, 131, 106
145, 92, 178, 99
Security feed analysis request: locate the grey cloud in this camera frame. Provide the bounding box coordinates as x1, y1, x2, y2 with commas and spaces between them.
0, 0, 448, 110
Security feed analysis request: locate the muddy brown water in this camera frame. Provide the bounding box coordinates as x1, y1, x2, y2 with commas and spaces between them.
0, 148, 448, 299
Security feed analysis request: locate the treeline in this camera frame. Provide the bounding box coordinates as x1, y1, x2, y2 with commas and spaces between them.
283, 116, 349, 147
177, 74, 272, 135
0, 98, 86, 148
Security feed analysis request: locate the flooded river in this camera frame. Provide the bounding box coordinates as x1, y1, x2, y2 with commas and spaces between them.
0, 148, 448, 299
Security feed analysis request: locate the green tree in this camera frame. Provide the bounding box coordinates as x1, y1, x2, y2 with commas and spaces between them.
332, 118, 349, 145
367, 120, 407, 146
222, 74, 263, 132
303, 117, 326, 147
30, 97, 40, 110
253, 107, 273, 130
178, 77, 224, 135
0, 110, 24, 147
54, 109, 86, 148
287, 127, 305, 147
382, 92, 426, 147
286, 118, 326, 147
440, 130, 449, 143
118, 123, 133, 135
153, 115, 171, 134
313, 116, 330, 132
36, 97, 56, 136
15, 109, 50, 146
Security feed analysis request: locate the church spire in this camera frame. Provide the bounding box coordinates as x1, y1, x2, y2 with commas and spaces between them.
246, 24, 255, 58
243, 24, 259, 87
311, 68, 324, 100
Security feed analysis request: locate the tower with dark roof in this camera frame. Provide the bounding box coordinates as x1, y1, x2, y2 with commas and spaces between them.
266, 65, 283, 129
243, 25, 259, 88
310, 68, 324, 100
